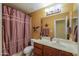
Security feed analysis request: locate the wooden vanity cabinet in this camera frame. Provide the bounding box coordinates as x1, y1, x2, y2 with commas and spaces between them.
34, 42, 73, 56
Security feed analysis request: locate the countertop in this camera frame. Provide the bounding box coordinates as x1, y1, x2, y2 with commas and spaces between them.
31, 38, 79, 56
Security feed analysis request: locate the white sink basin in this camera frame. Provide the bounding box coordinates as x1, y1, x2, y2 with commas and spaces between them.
51, 38, 78, 51
58, 41, 78, 51
59, 42, 69, 47
59, 42, 71, 48
41, 37, 51, 43
41, 39, 50, 42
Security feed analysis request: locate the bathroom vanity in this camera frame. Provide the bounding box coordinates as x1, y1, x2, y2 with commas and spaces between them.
32, 38, 78, 56
34, 42, 73, 56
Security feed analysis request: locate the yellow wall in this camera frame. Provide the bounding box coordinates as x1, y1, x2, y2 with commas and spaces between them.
30, 9, 45, 39
30, 3, 77, 39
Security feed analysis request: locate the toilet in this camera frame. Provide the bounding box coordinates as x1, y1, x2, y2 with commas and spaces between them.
23, 40, 34, 56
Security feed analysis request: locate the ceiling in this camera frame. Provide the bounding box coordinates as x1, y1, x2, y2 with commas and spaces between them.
5, 3, 54, 14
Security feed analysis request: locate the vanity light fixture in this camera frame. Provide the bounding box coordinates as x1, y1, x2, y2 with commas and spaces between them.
45, 4, 62, 16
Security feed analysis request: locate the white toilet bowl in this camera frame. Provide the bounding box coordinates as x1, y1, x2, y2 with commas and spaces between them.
23, 40, 34, 56
23, 46, 33, 56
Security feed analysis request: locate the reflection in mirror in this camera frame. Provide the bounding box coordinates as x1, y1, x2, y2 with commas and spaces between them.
72, 17, 78, 42
67, 17, 78, 42
41, 23, 49, 37
41, 13, 78, 43
56, 20, 66, 39
67, 20, 72, 40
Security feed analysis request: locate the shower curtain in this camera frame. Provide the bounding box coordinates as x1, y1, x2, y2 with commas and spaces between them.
2, 5, 31, 56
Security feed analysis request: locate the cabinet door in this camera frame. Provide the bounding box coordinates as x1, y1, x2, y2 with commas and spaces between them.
33, 47, 43, 56
60, 50, 73, 56
43, 46, 53, 56
43, 45, 73, 56
33, 43, 43, 56
34, 43, 43, 49
43, 46, 59, 56
51, 48, 59, 56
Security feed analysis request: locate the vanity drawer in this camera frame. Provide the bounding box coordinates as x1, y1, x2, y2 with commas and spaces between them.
34, 43, 43, 49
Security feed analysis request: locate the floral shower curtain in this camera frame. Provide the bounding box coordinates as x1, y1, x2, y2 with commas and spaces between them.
2, 5, 31, 56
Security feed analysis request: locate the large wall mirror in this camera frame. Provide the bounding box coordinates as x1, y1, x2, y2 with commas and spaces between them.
41, 12, 78, 42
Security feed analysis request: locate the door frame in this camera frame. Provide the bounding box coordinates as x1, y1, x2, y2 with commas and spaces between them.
54, 16, 68, 39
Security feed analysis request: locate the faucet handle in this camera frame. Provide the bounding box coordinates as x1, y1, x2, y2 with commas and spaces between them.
50, 36, 53, 41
